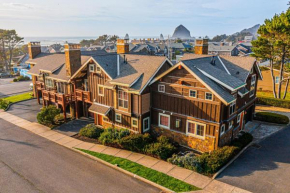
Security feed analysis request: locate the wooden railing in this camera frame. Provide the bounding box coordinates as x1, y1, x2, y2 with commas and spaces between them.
42, 90, 72, 106
35, 81, 45, 90
75, 89, 91, 103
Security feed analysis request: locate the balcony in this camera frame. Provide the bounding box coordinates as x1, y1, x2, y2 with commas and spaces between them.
42, 90, 72, 105
35, 81, 45, 90
75, 89, 91, 103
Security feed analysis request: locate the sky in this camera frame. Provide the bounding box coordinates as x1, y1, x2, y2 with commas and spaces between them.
0, 0, 288, 38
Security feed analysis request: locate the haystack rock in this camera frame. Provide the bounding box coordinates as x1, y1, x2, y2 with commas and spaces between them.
172, 25, 191, 39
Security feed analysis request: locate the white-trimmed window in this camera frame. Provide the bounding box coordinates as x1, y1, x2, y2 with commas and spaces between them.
220, 124, 225, 136
45, 78, 54, 88
98, 85, 104, 96
56, 82, 65, 93
115, 113, 122, 123
205, 92, 213, 100
275, 76, 280, 84
89, 64, 95, 72
229, 102, 236, 115
237, 113, 241, 123
143, 117, 150, 132
118, 90, 128, 108
131, 118, 138, 128
189, 90, 197, 98
175, 119, 181, 128
158, 85, 165, 93
96, 66, 101, 73
249, 74, 256, 97
229, 120, 233, 129
159, 113, 170, 129
186, 120, 206, 139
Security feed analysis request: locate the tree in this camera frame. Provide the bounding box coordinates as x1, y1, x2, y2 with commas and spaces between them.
109, 35, 119, 44
0, 29, 23, 73
252, 9, 290, 99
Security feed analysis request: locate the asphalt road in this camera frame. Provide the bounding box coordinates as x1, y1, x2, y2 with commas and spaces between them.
0, 78, 32, 97
0, 118, 160, 193
218, 125, 290, 193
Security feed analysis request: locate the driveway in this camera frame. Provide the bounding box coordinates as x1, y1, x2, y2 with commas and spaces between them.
7, 99, 42, 122
54, 118, 94, 136
0, 78, 31, 97
218, 125, 290, 193
0, 118, 159, 193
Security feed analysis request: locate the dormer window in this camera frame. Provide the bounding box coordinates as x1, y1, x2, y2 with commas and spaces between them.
158, 85, 165, 93
89, 64, 95, 72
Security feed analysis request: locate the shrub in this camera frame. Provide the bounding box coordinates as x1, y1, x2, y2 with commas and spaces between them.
119, 133, 153, 152
37, 105, 61, 126
199, 146, 239, 174
232, 132, 253, 149
254, 112, 289, 124
256, 97, 290, 109
13, 78, 18, 82
144, 136, 177, 160
98, 128, 130, 145
53, 114, 65, 125
168, 153, 203, 173
0, 99, 10, 110
79, 123, 103, 138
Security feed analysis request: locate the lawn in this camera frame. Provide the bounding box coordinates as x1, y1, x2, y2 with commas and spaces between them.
77, 149, 200, 192
3, 92, 33, 103
257, 91, 290, 101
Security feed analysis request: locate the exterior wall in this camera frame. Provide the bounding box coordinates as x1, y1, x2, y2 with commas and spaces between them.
258, 69, 290, 92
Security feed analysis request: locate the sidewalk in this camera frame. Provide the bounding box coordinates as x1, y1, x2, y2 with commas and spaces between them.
0, 110, 251, 193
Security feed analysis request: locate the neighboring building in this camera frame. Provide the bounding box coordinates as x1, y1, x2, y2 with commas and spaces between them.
257, 67, 290, 93
208, 44, 239, 56
149, 39, 262, 152
11, 54, 32, 79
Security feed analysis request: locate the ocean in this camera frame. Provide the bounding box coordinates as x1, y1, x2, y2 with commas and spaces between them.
23, 36, 160, 46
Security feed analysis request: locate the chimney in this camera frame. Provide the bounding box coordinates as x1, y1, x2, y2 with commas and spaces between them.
28, 42, 41, 59
64, 43, 81, 77
194, 37, 208, 55
117, 34, 129, 54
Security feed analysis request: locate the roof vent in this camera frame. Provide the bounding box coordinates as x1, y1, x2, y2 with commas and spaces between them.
210, 56, 216, 65
236, 71, 240, 75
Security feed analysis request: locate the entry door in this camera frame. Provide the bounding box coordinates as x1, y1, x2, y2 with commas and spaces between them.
98, 114, 103, 126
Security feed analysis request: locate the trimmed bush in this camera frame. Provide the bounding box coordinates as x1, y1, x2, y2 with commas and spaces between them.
254, 112, 289, 124
0, 99, 10, 110
98, 128, 130, 145
13, 78, 18, 82
53, 114, 65, 125
37, 105, 61, 127
168, 152, 203, 173
144, 136, 177, 160
79, 124, 103, 138
119, 133, 153, 152
256, 97, 290, 109
232, 132, 253, 149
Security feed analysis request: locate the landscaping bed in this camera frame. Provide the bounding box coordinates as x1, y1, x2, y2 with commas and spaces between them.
0, 92, 33, 110
77, 149, 200, 192
254, 112, 289, 124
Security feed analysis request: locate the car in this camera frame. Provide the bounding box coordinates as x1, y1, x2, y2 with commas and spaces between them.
0, 72, 12, 78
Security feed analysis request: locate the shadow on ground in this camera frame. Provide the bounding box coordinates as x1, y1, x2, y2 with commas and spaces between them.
54, 117, 94, 136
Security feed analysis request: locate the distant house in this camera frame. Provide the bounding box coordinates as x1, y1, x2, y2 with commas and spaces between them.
208, 44, 239, 56
11, 54, 31, 79
236, 43, 252, 56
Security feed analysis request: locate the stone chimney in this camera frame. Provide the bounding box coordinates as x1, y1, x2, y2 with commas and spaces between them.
195, 37, 208, 55
64, 43, 81, 77
28, 42, 41, 59
117, 34, 129, 54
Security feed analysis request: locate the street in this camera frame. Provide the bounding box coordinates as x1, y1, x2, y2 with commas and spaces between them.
0, 118, 160, 193
0, 78, 31, 97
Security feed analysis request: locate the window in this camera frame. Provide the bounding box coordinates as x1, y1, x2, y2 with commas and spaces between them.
115, 113, 121, 123
84, 79, 88, 91
131, 118, 138, 128
158, 85, 165, 93
96, 66, 101, 73
45, 78, 54, 88
189, 90, 197, 98
159, 113, 170, 129
205, 92, 213, 100
175, 119, 181, 128
275, 76, 280, 84
186, 120, 206, 138
237, 113, 241, 123
143, 117, 150, 132
89, 64, 95, 72
98, 85, 104, 96
229, 102, 236, 115
249, 74, 256, 97
56, 82, 65, 93
229, 121, 233, 129
118, 90, 128, 108
220, 124, 225, 136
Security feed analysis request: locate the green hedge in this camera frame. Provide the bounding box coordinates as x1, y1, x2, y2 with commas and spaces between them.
256, 97, 290, 108
254, 112, 289, 124
79, 124, 103, 138
0, 99, 10, 110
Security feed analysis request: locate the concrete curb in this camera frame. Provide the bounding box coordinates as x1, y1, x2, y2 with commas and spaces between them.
4, 98, 35, 111
212, 141, 253, 179
71, 148, 175, 193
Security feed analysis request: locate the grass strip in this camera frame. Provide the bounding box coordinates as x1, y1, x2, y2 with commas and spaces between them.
77, 148, 200, 192
4, 92, 33, 103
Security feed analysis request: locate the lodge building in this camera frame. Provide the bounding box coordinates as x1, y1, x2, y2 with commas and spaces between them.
27, 36, 262, 152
